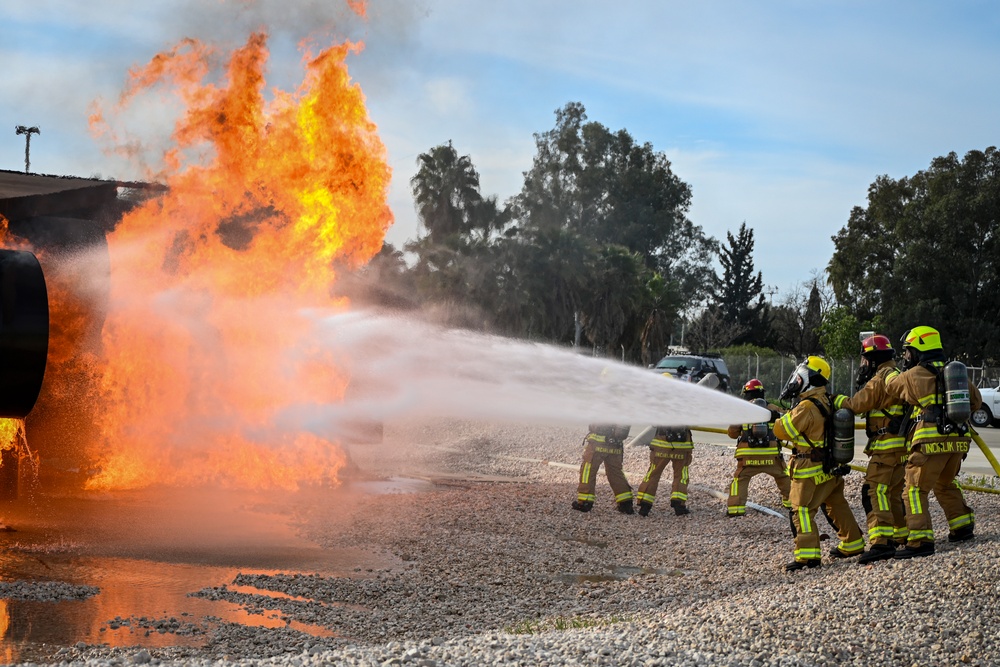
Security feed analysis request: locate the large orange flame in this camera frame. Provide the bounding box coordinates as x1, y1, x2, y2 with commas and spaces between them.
84, 27, 392, 491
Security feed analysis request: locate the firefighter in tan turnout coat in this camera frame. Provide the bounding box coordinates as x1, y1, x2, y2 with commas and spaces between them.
840, 334, 910, 564
572, 424, 635, 514
726, 379, 791, 517
773, 356, 865, 571
884, 326, 982, 558
636, 426, 694, 516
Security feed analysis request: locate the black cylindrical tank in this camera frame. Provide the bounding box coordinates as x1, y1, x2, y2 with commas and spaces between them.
832, 407, 856, 464
0, 249, 48, 418
943, 361, 971, 425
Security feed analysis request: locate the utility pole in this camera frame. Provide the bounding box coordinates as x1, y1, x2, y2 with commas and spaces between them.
15, 125, 40, 174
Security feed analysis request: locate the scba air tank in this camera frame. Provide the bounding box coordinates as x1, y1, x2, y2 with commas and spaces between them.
943, 361, 972, 424
832, 408, 856, 464
746, 398, 770, 445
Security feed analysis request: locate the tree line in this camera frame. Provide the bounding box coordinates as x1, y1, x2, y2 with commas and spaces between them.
354, 102, 1000, 368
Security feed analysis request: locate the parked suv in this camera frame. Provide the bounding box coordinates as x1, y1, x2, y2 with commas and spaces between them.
651, 354, 731, 392
972, 381, 1000, 428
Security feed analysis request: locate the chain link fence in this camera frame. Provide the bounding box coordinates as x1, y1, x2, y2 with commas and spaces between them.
722, 355, 1000, 400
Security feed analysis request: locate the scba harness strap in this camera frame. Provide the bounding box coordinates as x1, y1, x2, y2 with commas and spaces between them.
801, 396, 849, 476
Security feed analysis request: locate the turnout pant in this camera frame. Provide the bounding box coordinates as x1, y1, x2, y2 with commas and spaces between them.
727, 460, 791, 516
576, 441, 633, 505
636, 448, 692, 506
902, 450, 973, 547
790, 472, 864, 562
864, 451, 908, 546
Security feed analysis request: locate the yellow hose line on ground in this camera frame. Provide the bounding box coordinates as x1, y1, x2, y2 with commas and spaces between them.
961, 485, 1000, 494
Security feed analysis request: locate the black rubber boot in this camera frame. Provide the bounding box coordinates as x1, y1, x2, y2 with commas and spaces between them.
785, 559, 821, 572
829, 546, 861, 559
637, 501, 652, 517
894, 542, 935, 559
858, 543, 897, 565
948, 524, 975, 543
670, 499, 690, 516
616, 500, 634, 515
571, 500, 593, 513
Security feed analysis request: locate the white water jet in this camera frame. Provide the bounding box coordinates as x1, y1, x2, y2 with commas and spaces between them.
282, 309, 770, 438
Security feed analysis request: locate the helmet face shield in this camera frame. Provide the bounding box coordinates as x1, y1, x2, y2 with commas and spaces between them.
779, 364, 807, 401
780, 357, 830, 401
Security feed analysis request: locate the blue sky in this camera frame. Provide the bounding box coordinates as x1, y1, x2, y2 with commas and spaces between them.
3, 1, 999, 298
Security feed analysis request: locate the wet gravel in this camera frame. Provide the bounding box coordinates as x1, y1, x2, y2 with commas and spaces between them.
0, 580, 99, 602
13, 419, 1000, 666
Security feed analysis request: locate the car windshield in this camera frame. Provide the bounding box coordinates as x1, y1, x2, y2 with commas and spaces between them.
655, 357, 699, 370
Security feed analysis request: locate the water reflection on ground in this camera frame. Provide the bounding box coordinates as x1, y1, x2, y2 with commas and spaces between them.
0, 484, 397, 662
0, 553, 336, 661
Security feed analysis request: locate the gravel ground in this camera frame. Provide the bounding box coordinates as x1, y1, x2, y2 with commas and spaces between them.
16, 419, 1000, 666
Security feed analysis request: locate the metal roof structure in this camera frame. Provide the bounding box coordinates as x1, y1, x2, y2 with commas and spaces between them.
0, 169, 119, 222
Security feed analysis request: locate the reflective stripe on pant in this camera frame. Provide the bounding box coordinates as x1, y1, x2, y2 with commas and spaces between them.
865, 453, 907, 545
636, 449, 691, 505
789, 475, 864, 561
903, 450, 973, 547
576, 440, 633, 505
727, 459, 791, 515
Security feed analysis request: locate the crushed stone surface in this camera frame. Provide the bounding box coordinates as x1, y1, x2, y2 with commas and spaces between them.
7, 418, 1000, 666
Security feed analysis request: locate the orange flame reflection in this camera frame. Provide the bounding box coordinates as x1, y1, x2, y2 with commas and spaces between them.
86, 30, 391, 491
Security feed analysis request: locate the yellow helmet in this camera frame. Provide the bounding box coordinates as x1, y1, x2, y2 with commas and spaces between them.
805, 355, 831, 381
779, 355, 831, 401
904, 326, 942, 352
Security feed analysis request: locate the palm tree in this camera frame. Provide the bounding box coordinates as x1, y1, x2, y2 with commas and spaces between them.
409, 141, 483, 243
580, 246, 646, 355
639, 273, 682, 365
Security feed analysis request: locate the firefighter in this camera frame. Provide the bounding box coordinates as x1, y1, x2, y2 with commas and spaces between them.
884, 326, 982, 558
774, 356, 865, 571
572, 424, 635, 514
839, 334, 909, 564
740, 377, 786, 423
725, 379, 791, 517
636, 425, 694, 516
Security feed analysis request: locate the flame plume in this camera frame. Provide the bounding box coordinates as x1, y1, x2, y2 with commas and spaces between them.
85, 29, 392, 491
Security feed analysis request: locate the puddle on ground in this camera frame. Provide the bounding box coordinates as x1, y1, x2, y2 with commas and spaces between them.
556, 565, 687, 584
0, 484, 401, 663
0, 552, 340, 660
